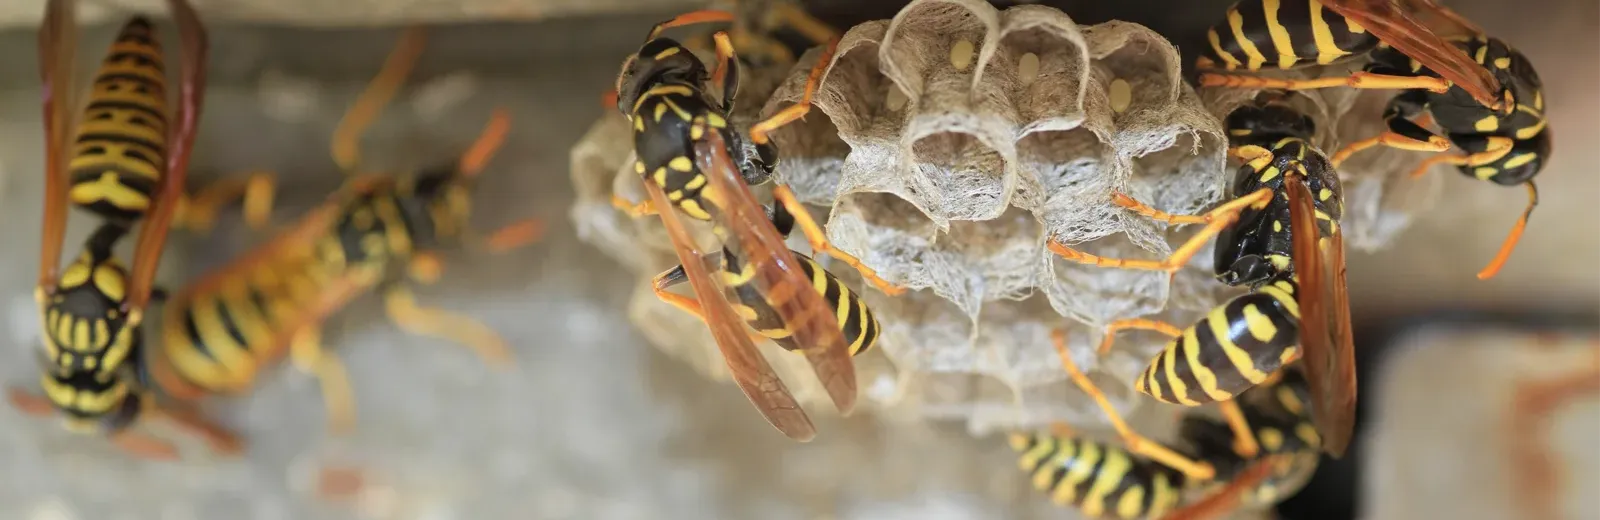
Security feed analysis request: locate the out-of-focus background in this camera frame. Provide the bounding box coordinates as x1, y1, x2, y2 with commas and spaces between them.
0, 1, 1593, 519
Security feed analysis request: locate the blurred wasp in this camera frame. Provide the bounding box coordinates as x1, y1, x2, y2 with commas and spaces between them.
1011, 362, 1323, 519
611, 9, 904, 441
1196, 0, 1546, 279
1048, 92, 1357, 457
13, 0, 235, 456
11, 27, 536, 458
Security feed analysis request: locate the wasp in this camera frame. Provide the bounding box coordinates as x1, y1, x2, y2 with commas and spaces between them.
611, 10, 904, 441
1047, 92, 1357, 458
1011, 358, 1323, 519
1195, 0, 1546, 280
10, 27, 536, 458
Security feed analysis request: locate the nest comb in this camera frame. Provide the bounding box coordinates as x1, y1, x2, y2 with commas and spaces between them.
571, 0, 1431, 435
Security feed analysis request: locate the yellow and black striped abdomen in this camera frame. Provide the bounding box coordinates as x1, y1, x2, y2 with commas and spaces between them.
68, 16, 169, 223
1009, 433, 1183, 519
159, 256, 328, 394
1135, 279, 1301, 406
1204, 0, 1379, 71
723, 251, 880, 357
628, 84, 730, 222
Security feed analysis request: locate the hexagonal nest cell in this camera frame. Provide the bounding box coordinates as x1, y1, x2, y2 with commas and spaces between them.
570, 0, 1436, 435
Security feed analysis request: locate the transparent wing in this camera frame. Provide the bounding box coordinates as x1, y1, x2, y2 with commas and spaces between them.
127, 0, 209, 315
1321, 0, 1501, 108
1399, 0, 1486, 38
642, 156, 817, 441
693, 127, 857, 416
37, 0, 78, 290
1287, 174, 1358, 458
1160, 457, 1281, 520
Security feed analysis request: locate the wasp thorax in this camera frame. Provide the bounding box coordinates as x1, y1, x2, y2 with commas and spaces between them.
616, 38, 707, 115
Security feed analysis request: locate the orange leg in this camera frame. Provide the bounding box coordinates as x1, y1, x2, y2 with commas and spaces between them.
1198, 71, 1452, 94
748, 37, 840, 145
765, 1, 840, 46
288, 325, 357, 435
1217, 400, 1262, 459
1477, 182, 1537, 280
1051, 329, 1217, 480
8, 388, 240, 459
1408, 136, 1514, 180
646, 10, 737, 40
173, 171, 278, 232
651, 269, 771, 345
331, 26, 427, 173
1048, 188, 1275, 272
1228, 145, 1274, 173
1096, 318, 1183, 355
478, 218, 545, 254
385, 260, 514, 368
1507, 348, 1600, 520
771, 185, 904, 295
612, 194, 658, 217
143, 402, 244, 457
459, 107, 513, 178
1331, 131, 1452, 167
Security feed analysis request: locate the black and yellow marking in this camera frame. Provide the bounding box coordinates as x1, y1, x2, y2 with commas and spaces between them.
720, 250, 880, 356
159, 253, 331, 392
1009, 432, 1183, 519
67, 16, 170, 223
37, 223, 146, 428
1135, 278, 1302, 406
1202, 0, 1378, 71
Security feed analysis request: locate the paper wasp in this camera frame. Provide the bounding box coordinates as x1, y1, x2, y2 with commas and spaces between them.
11, 26, 536, 458
1011, 348, 1322, 519
1196, 0, 1546, 279
1048, 92, 1357, 457
611, 10, 905, 441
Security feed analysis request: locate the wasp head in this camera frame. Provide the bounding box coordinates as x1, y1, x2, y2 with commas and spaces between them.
614, 37, 706, 117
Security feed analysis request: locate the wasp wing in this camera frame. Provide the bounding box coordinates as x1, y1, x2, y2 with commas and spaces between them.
642, 154, 817, 441
1320, 0, 1500, 109
1286, 174, 1358, 458
37, 0, 78, 291
1159, 456, 1280, 520
1398, 0, 1486, 37
692, 127, 857, 416
127, 0, 209, 317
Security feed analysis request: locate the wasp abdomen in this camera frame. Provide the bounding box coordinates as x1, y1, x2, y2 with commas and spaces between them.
724, 252, 880, 357
1204, 0, 1379, 71
67, 16, 169, 223
1010, 432, 1184, 519
1136, 279, 1301, 406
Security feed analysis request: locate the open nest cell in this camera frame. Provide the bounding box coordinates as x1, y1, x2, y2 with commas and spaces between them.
570, 0, 1436, 434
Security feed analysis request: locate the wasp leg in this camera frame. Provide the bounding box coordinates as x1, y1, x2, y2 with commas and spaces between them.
710, 31, 741, 110
474, 218, 545, 254
748, 37, 839, 145
612, 194, 658, 217
384, 261, 514, 368
1097, 318, 1183, 355
331, 26, 427, 173
1216, 400, 1262, 459
1228, 144, 1275, 171
1507, 348, 1600, 520
1048, 188, 1274, 273
458, 107, 513, 178
1332, 91, 1450, 167
107, 430, 181, 460
288, 325, 357, 435
1476, 182, 1537, 280
652, 264, 770, 345
771, 185, 904, 295
5, 387, 55, 416
1198, 70, 1452, 94
144, 401, 244, 456
645, 10, 737, 40
766, 1, 839, 46
1408, 135, 1514, 179
1051, 329, 1217, 480
173, 171, 278, 232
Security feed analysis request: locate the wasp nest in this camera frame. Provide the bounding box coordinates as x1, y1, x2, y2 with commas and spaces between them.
572, 0, 1430, 435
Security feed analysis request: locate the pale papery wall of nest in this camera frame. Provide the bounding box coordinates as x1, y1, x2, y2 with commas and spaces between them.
571, 0, 1441, 436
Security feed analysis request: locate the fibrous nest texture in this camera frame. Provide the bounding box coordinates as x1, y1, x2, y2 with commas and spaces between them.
571, 0, 1434, 435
